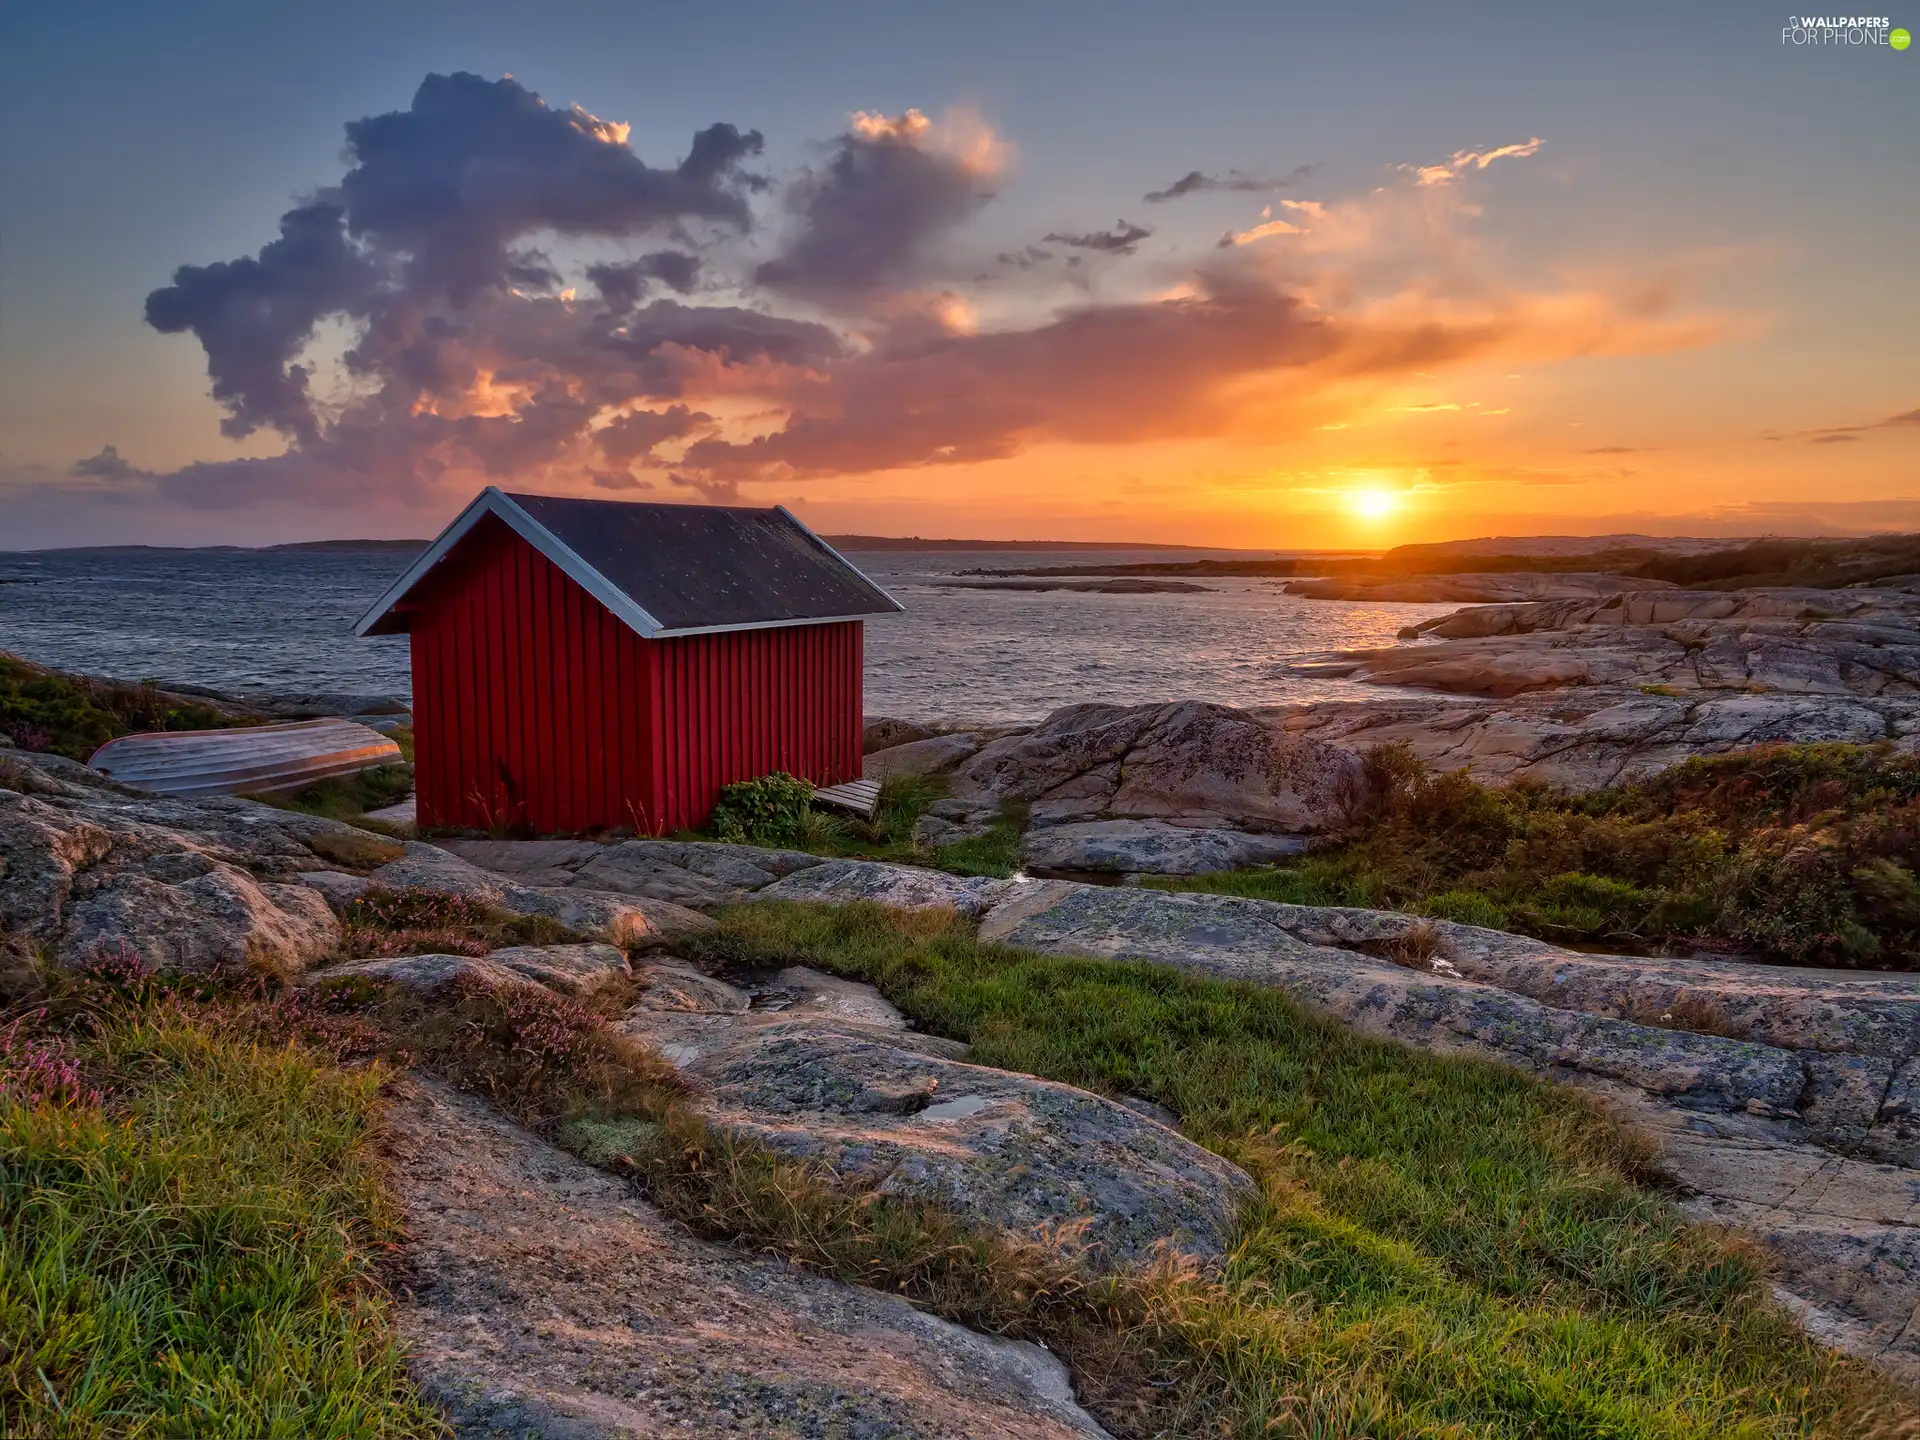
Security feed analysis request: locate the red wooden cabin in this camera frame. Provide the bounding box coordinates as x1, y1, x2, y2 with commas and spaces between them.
355, 487, 903, 834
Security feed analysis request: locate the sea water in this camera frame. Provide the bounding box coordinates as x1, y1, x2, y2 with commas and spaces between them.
0, 546, 1453, 726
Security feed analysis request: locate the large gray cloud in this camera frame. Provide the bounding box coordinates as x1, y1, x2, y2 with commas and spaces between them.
142, 73, 765, 453
754, 113, 995, 300
144, 202, 377, 441
338, 73, 761, 302
102, 76, 1631, 526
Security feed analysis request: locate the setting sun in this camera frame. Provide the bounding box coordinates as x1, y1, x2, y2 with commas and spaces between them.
1348, 488, 1399, 521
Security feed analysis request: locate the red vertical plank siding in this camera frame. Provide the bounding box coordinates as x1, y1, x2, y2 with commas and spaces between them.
405, 518, 865, 835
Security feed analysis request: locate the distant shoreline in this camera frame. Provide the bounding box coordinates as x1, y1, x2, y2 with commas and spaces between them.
3, 536, 1370, 557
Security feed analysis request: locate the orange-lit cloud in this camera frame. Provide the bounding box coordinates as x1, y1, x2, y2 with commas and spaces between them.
18, 75, 1773, 547
1407, 136, 1544, 186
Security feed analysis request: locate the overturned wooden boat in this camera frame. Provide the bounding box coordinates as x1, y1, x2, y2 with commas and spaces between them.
88, 718, 403, 799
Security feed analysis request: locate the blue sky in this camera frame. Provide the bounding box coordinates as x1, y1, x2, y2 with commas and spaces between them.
1, 0, 1914, 546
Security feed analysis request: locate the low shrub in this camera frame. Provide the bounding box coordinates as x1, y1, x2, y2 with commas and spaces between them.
0, 653, 238, 760
1153, 740, 1920, 968
709, 771, 815, 846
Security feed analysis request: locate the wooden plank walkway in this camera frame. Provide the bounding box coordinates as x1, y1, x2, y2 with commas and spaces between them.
812, 777, 882, 819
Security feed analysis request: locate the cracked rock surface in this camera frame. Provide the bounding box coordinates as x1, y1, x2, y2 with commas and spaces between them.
621, 962, 1253, 1268
382, 1075, 1116, 1439
1256, 688, 1920, 790
1295, 587, 1920, 700
0, 749, 705, 974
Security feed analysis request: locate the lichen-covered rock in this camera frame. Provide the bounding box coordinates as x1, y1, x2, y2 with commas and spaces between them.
1021, 819, 1307, 875
370, 843, 713, 946
293, 869, 374, 908
978, 880, 1810, 1115
312, 942, 631, 998
481, 942, 631, 996
384, 1076, 1117, 1439
755, 859, 1011, 917
0, 754, 342, 975
951, 701, 1366, 835
310, 951, 537, 995
622, 964, 1250, 1267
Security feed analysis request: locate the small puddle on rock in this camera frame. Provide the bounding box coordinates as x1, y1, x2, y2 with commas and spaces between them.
917, 1094, 992, 1121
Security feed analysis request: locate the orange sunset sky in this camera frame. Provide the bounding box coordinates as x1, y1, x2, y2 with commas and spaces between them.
2, 1, 1915, 550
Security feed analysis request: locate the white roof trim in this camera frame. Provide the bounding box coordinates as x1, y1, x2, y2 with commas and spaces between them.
352, 487, 666, 640
652, 611, 895, 639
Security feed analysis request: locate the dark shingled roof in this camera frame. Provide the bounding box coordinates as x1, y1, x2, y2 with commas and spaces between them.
354, 488, 903, 639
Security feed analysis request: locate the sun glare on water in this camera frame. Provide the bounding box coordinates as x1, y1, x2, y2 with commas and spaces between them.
1348, 488, 1398, 521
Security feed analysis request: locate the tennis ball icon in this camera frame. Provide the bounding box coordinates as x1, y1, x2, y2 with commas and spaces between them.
1894, 26, 1912, 49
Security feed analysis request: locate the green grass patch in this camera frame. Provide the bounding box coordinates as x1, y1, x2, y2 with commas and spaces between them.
931, 800, 1026, 877
0, 994, 441, 1438
262, 763, 415, 827
1148, 741, 1920, 969
680, 900, 1912, 1437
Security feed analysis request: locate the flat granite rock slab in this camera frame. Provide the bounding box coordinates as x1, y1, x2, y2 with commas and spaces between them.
621, 970, 1250, 1267
382, 1076, 1116, 1439
1020, 818, 1308, 875
439, 837, 826, 909
370, 842, 713, 946
756, 859, 1013, 918
1613, 1095, 1920, 1381
975, 880, 1811, 1118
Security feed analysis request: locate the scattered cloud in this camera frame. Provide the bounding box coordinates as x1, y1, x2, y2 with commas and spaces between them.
1405, 136, 1543, 186
1218, 217, 1305, 247
1143, 163, 1317, 203
71, 445, 152, 483
1041, 220, 1152, 254
1784, 404, 1920, 444
586, 251, 702, 311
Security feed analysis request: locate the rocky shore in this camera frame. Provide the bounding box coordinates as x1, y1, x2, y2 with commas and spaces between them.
7, 724, 1920, 1411
1296, 586, 1920, 698
1280, 570, 1673, 604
